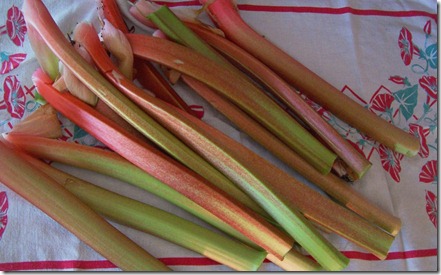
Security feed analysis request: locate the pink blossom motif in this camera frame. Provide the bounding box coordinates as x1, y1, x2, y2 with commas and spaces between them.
0, 52, 26, 75
6, 5, 27, 46
0, 191, 8, 240
189, 104, 205, 119
369, 92, 394, 113
0, 75, 27, 119
419, 75, 437, 99
377, 144, 404, 182
420, 160, 438, 184
424, 20, 432, 35
409, 123, 430, 158
425, 190, 437, 228
388, 75, 406, 85
398, 27, 414, 66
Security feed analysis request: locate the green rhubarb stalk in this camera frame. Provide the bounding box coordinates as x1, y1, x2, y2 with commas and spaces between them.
180, 75, 401, 236
4, 133, 255, 248
76, 24, 350, 269
141, 4, 337, 176
27, 23, 59, 80
20, 153, 268, 271
5, 134, 321, 271
31, 68, 295, 260
0, 138, 170, 271
200, 0, 420, 157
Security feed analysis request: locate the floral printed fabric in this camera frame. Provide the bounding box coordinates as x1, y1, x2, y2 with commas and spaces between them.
0, 0, 437, 271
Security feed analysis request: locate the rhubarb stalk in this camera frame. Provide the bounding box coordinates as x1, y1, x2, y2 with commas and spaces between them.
200, 0, 420, 157
0, 138, 170, 271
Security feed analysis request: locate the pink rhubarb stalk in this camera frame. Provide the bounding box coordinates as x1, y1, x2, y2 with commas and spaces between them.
0, 138, 170, 271
200, 0, 420, 157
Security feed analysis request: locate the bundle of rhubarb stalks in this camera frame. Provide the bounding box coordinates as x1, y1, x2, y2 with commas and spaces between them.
0, 0, 422, 271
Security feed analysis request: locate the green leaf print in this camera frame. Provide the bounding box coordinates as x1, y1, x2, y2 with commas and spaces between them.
393, 84, 418, 121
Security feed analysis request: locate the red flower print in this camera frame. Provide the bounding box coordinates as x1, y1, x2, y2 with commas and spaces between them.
420, 160, 438, 184
424, 20, 432, 36
369, 93, 394, 113
377, 144, 404, 182
419, 76, 437, 99
303, 96, 331, 120
6, 5, 27, 46
189, 104, 205, 119
425, 190, 437, 228
0, 191, 8, 240
409, 123, 430, 158
1, 75, 27, 119
0, 52, 26, 75
398, 27, 414, 66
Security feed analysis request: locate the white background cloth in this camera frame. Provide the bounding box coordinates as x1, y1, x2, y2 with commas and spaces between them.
0, 0, 437, 271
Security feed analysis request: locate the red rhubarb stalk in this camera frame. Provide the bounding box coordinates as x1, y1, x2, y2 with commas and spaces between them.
200, 0, 420, 157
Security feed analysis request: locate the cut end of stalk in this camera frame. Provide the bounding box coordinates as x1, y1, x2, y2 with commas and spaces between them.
101, 18, 134, 79
333, 158, 372, 182
9, 104, 62, 139
395, 142, 420, 157
266, 249, 323, 271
